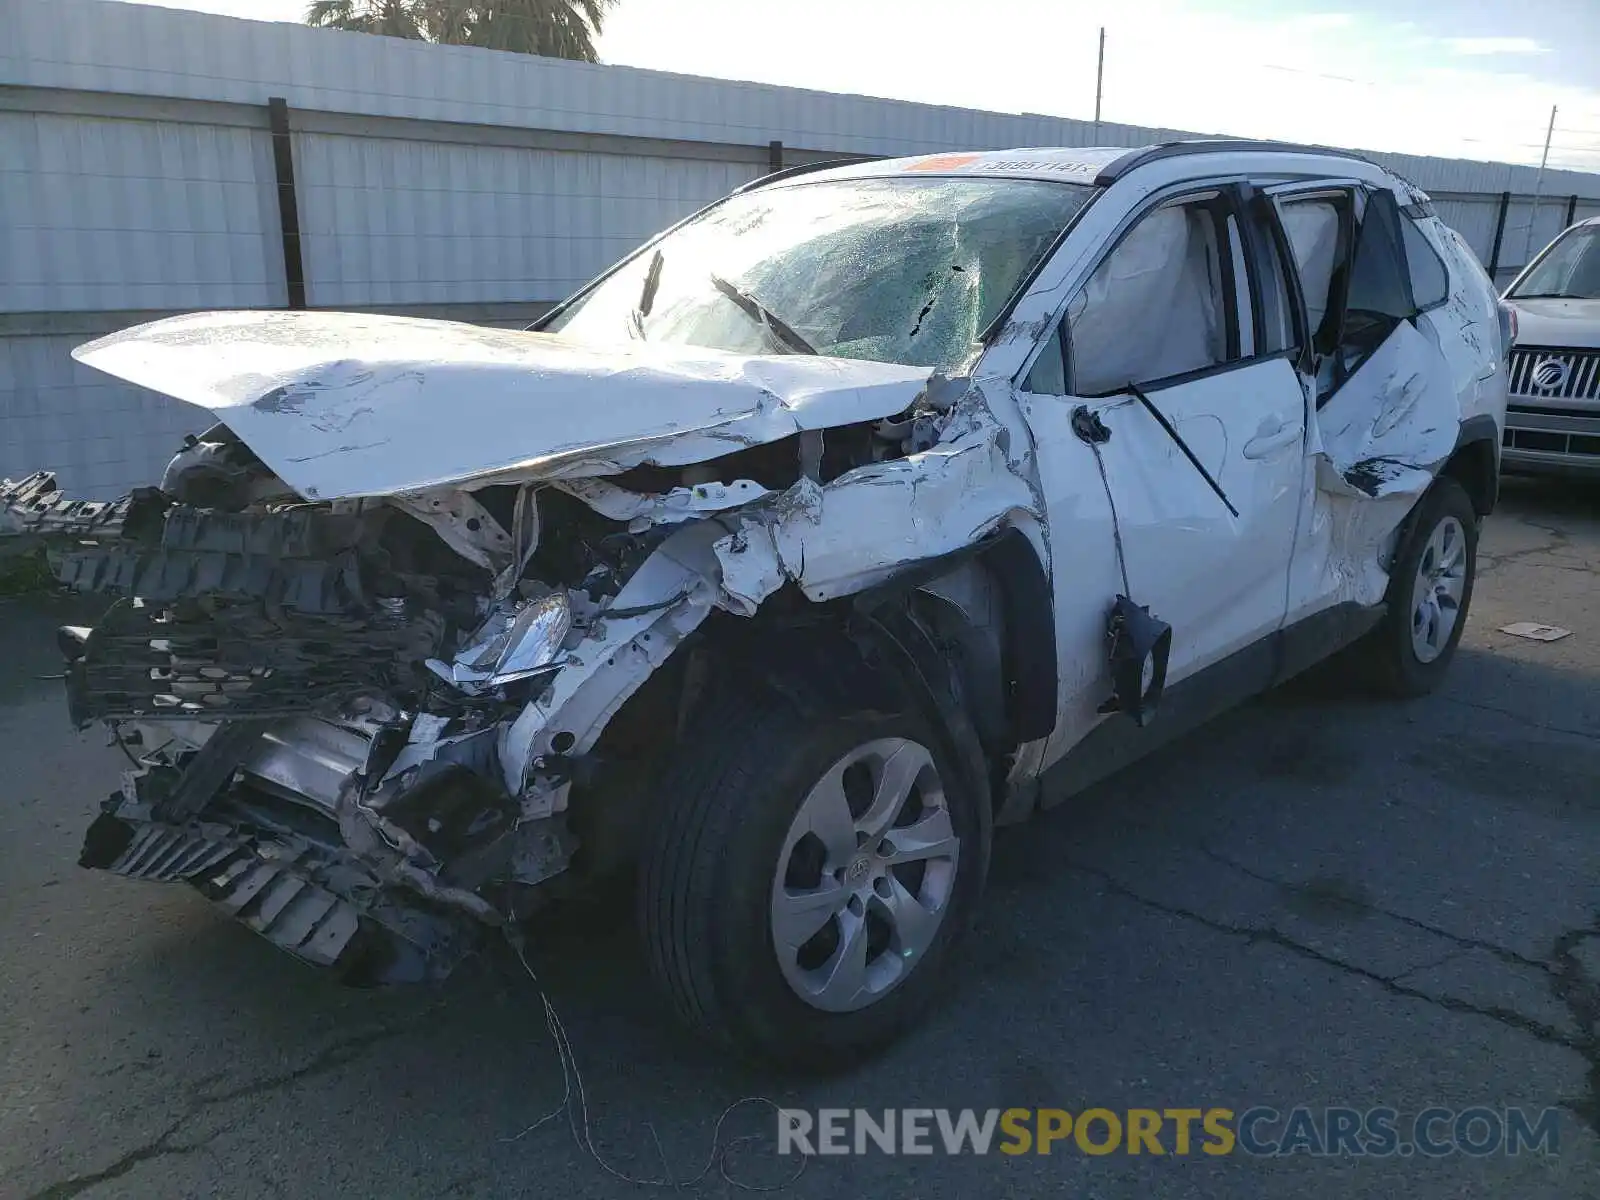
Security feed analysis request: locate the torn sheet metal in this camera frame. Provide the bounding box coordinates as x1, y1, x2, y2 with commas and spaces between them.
556, 477, 772, 530
389, 488, 513, 572
498, 522, 726, 806
427, 591, 573, 695
713, 423, 1039, 614
73, 311, 935, 501
1314, 319, 1459, 501
1292, 318, 1463, 613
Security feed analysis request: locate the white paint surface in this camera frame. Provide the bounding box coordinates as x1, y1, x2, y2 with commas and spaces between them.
73, 310, 935, 499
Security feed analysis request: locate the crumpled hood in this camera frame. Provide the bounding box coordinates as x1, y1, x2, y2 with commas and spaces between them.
73, 311, 936, 499
1506, 297, 1600, 350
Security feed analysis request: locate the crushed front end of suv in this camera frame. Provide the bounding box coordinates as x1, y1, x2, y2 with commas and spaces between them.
1, 142, 1510, 1066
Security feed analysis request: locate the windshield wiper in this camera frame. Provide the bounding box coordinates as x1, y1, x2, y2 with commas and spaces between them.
708, 273, 817, 355
1125, 383, 1239, 518
1511, 292, 1591, 300
628, 248, 665, 340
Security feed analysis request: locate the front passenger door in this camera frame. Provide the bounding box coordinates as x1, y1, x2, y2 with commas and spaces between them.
1021, 185, 1309, 691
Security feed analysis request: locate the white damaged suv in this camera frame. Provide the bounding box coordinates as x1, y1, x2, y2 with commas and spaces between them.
1, 140, 1510, 1067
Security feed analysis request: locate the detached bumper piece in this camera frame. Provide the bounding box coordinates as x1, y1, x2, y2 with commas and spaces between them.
21, 470, 518, 983
0, 471, 165, 543
80, 808, 474, 985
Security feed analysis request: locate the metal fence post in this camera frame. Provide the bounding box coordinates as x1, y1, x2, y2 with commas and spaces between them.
769, 140, 784, 172
1486, 190, 1510, 281
267, 97, 307, 310
1566, 194, 1579, 229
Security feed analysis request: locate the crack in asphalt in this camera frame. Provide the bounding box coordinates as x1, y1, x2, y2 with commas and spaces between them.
1477, 544, 1563, 576
1475, 520, 1575, 577
1191, 841, 1560, 976
1189, 841, 1600, 1132
1551, 926, 1600, 1134
1064, 859, 1600, 1134
23, 1005, 445, 1200
1436, 694, 1598, 743
24, 1120, 191, 1200
1388, 948, 1471, 984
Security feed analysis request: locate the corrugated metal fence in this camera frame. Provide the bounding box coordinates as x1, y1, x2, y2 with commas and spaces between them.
5, 0, 1600, 496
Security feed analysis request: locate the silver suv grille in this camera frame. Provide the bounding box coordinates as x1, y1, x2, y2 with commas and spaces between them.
1509, 347, 1600, 401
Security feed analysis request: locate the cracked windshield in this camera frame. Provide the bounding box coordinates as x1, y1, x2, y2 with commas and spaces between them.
545, 176, 1095, 368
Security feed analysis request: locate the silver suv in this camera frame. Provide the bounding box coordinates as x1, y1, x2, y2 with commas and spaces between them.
1502, 216, 1600, 477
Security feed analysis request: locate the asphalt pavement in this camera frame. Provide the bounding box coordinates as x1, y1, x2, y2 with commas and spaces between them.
1, 477, 1596, 1199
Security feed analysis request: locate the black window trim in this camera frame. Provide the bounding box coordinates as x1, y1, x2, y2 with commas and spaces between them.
1094, 139, 1376, 186
1226, 205, 1265, 355
1061, 185, 1250, 395
1028, 343, 1301, 402
1019, 320, 1071, 397
1398, 206, 1453, 317
1235, 184, 1306, 367
1271, 182, 1439, 407
1205, 197, 1242, 360
1014, 177, 1284, 396
1125, 346, 1301, 397
1269, 185, 1359, 403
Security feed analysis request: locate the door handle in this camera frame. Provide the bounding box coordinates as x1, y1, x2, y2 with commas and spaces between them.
1243, 420, 1304, 459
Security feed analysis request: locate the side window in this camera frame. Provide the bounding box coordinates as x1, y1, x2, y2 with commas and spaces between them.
1335, 187, 1418, 386
1023, 322, 1068, 395
1401, 217, 1450, 310
1278, 193, 1352, 358
1278, 187, 1422, 401
1067, 195, 1240, 395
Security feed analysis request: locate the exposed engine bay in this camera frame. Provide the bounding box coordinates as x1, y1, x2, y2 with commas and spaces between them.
1, 369, 1003, 984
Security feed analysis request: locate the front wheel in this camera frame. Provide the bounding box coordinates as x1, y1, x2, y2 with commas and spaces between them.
637, 678, 988, 1069
1360, 476, 1479, 697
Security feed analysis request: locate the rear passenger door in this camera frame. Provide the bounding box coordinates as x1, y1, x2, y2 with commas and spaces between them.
1266, 182, 1461, 623
1021, 184, 1309, 686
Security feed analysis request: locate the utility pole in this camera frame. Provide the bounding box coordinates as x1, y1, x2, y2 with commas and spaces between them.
1093, 27, 1105, 143
1522, 104, 1557, 267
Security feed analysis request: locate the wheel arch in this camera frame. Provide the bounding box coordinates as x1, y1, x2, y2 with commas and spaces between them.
574, 528, 1051, 862
1442, 415, 1501, 517
851, 526, 1056, 736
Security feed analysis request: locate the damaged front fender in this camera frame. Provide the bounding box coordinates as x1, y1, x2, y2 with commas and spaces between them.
712, 407, 1042, 615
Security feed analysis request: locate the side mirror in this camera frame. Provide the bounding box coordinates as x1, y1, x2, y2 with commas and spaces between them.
1099, 595, 1172, 727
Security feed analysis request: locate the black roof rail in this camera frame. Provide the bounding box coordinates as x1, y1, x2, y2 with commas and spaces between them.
1094, 139, 1377, 186
734, 156, 880, 194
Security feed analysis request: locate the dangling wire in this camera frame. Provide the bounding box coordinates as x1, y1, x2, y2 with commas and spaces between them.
501, 927, 808, 1192
1072, 405, 1131, 596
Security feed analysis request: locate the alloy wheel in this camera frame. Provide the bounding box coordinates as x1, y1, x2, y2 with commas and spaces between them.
1411, 514, 1468, 664
768, 737, 960, 1013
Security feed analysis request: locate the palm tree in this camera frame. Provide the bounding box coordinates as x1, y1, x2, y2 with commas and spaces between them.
466, 0, 613, 61
305, 0, 427, 40
305, 0, 616, 62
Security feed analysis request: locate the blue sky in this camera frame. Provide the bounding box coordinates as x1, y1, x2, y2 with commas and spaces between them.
105, 0, 1600, 172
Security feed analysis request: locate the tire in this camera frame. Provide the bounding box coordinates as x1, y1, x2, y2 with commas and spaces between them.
637, 672, 988, 1070
1360, 476, 1478, 697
